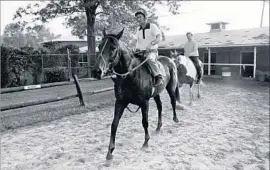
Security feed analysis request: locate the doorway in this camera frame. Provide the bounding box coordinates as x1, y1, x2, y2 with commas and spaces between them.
203, 52, 216, 75
241, 52, 254, 77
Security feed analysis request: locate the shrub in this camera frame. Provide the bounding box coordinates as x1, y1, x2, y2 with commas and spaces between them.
44, 67, 69, 83
255, 69, 266, 82
1, 46, 33, 88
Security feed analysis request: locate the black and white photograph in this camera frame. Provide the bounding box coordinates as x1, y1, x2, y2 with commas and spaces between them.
0, 0, 269, 169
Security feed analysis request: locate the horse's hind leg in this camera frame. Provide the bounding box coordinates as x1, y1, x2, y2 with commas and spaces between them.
197, 84, 201, 98
141, 101, 150, 147
189, 83, 194, 106
106, 100, 127, 160
154, 95, 162, 131
166, 87, 179, 123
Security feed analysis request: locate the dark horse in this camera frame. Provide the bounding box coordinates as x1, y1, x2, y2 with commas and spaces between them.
92, 28, 180, 160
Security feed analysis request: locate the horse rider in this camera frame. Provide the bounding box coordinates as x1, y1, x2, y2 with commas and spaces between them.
130, 8, 163, 87
184, 32, 202, 84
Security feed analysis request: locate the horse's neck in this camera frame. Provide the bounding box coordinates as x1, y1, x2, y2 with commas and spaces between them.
115, 46, 132, 73
117, 44, 152, 86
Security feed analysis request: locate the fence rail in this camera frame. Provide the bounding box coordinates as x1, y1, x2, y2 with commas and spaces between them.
0, 74, 93, 111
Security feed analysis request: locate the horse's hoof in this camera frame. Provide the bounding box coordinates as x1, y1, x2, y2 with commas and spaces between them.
156, 123, 162, 131
197, 94, 201, 98
142, 143, 149, 148
106, 153, 114, 160
173, 117, 179, 123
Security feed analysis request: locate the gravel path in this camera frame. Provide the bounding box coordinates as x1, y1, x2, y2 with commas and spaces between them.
1, 79, 269, 170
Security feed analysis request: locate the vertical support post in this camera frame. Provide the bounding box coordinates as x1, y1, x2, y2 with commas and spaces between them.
260, 0, 266, 28
208, 47, 211, 75
67, 48, 72, 81
41, 55, 44, 83
239, 52, 242, 76
253, 46, 257, 78
73, 74, 85, 106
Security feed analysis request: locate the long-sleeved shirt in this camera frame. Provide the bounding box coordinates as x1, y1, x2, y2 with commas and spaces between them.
184, 40, 199, 57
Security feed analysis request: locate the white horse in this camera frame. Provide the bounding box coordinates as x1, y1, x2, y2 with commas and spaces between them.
170, 50, 204, 106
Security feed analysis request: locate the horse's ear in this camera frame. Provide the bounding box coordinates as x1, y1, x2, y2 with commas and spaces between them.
170, 50, 173, 55
103, 28, 107, 36
116, 28, 124, 40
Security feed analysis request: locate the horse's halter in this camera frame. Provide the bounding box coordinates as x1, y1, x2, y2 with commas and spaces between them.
97, 35, 120, 76
98, 36, 150, 79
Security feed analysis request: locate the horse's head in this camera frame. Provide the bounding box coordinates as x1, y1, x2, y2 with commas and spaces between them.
92, 28, 125, 79
170, 50, 179, 60
170, 50, 186, 66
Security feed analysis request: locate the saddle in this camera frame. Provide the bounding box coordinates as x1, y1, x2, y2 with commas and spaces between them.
132, 50, 165, 78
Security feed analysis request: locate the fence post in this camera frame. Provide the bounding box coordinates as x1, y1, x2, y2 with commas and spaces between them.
72, 74, 85, 106
67, 48, 72, 81
41, 55, 44, 83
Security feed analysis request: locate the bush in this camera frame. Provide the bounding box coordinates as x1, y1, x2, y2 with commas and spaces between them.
255, 69, 270, 82
1, 45, 50, 88
1, 46, 33, 88
44, 67, 69, 83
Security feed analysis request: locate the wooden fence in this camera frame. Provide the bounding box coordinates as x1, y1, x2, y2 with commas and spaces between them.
0, 75, 113, 111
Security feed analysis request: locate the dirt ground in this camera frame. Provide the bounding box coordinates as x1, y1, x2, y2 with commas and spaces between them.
1, 79, 269, 170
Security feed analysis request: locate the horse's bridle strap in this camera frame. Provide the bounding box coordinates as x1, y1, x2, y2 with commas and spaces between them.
99, 35, 151, 79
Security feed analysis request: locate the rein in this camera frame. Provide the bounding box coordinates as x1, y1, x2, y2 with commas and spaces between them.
99, 36, 155, 113
126, 105, 141, 113
99, 35, 150, 79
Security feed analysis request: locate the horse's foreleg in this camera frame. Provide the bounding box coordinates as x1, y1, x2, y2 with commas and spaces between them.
154, 95, 162, 131
141, 101, 150, 147
106, 100, 127, 160
166, 87, 179, 123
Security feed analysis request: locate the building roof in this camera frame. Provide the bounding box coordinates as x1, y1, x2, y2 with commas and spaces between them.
159, 27, 269, 49
40, 36, 87, 44
206, 21, 229, 25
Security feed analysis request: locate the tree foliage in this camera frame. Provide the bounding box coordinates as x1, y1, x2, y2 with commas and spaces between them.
14, 0, 185, 76
2, 22, 60, 49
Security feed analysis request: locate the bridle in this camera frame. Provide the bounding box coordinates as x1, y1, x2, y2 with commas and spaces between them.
98, 35, 150, 78
98, 35, 146, 113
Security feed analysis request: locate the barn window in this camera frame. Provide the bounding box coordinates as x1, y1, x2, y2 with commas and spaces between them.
211, 24, 220, 30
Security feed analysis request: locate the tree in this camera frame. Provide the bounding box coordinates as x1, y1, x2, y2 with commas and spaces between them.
24, 24, 61, 48
2, 22, 26, 48
2, 22, 60, 49
14, 0, 184, 77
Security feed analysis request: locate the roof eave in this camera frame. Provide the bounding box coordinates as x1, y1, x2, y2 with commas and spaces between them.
159, 43, 269, 49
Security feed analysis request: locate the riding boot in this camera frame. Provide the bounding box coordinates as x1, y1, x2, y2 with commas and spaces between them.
146, 51, 163, 86
196, 66, 202, 84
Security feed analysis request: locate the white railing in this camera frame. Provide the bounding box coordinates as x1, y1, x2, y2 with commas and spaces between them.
202, 63, 256, 77
204, 47, 257, 78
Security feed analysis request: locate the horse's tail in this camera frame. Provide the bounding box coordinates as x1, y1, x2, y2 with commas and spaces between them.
175, 86, 180, 103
